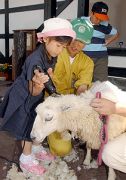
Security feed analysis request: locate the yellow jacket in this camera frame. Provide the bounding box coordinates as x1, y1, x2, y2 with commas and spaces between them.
52, 49, 94, 95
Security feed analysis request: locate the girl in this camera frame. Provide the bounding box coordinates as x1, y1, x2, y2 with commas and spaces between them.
0, 17, 75, 175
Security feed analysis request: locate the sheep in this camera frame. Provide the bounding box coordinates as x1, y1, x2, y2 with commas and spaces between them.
31, 81, 126, 180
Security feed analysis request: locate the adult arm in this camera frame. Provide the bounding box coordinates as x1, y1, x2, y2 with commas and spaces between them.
91, 98, 126, 117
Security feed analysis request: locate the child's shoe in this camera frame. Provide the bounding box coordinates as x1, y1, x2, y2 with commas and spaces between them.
19, 153, 46, 176
35, 150, 55, 161
32, 145, 55, 161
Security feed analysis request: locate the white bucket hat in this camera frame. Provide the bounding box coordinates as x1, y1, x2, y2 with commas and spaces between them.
37, 17, 76, 41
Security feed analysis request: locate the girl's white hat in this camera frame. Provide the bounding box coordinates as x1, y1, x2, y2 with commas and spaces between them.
37, 17, 76, 41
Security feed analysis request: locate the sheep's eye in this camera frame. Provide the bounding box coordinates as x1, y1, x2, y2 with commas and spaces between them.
61, 105, 71, 111
45, 116, 53, 121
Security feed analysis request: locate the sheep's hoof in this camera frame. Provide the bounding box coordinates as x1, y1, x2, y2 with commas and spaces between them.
83, 159, 91, 166
83, 160, 98, 169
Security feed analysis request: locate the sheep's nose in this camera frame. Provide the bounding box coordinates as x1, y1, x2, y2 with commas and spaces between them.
30, 133, 36, 140
31, 137, 36, 141
31, 135, 36, 140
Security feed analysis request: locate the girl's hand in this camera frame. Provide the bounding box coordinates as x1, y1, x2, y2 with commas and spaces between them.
32, 69, 49, 88
47, 68, 54, 79
29, 69, 49, 96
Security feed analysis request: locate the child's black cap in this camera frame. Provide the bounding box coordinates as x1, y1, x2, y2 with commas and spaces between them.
92, 1, 109, 21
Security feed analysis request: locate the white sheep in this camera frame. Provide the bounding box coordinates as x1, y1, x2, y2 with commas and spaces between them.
31, 81, 126, 180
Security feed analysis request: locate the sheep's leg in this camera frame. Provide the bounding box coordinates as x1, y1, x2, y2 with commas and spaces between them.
71, 131, 78, 139
83, 147, 92, 165
108, 167, 116, 180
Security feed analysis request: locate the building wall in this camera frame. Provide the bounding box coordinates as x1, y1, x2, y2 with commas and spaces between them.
58, 0, 78, 19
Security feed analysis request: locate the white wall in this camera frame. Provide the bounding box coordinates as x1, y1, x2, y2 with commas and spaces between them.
9, 10, 44, 33
58, 0, 78, 20
0, 0, 5, 57
0, 0, 4, 8
9, 0, 44, 8
0, 40, 5, 57
0, 14, 5, 34
108, 56, 126, 68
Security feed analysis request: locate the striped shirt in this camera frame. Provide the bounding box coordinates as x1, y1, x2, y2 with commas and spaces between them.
82, 16, 117, 58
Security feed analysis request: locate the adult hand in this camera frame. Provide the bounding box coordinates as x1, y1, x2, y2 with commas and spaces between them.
90, 98, 116, 115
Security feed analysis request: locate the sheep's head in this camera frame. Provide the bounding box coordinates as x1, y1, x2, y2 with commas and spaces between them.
31, 96, 62, 142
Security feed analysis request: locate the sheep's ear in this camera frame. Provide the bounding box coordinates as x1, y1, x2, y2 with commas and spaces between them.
60, 105, 71, 111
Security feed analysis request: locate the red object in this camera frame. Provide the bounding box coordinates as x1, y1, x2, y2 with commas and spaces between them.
96, 92, 101, 99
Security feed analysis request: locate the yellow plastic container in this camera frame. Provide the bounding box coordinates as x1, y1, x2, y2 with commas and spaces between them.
47, 131, 72, 157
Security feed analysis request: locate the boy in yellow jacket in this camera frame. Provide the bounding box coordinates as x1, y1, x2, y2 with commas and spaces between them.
48, 18, 94, 156
51, 18, 94, 95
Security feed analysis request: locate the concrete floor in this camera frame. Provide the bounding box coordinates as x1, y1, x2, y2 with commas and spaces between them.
0, 80, 126, 180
